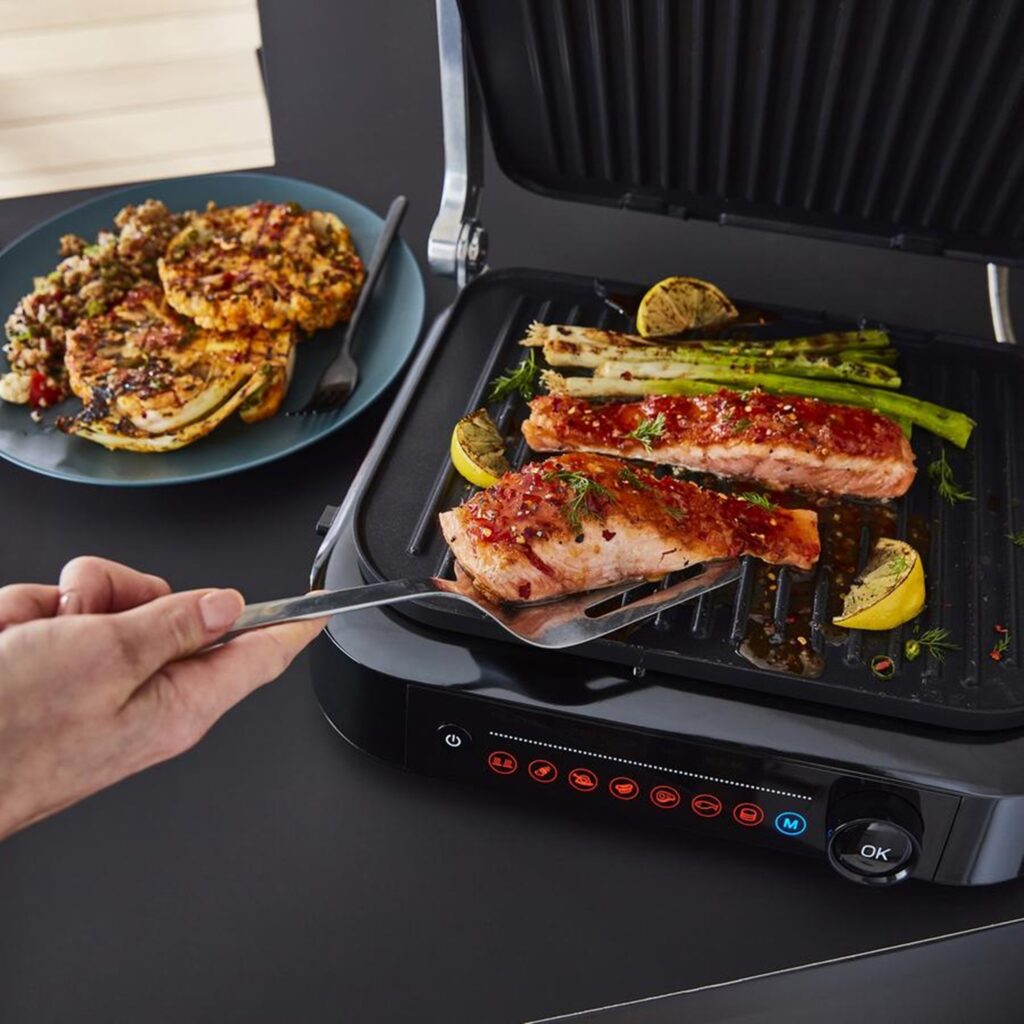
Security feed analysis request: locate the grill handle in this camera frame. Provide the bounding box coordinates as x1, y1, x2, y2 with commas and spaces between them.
988, 264, 1017, 344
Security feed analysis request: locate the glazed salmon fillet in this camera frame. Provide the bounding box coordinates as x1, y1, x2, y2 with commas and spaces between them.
438, 453, 820, 603
523, 390, 916, 499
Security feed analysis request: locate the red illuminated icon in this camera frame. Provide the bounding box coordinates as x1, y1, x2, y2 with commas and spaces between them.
528, 759, 558, 784
732, 802, 765, 827
487, 751, 518, 775
568, 768, 599, 792
690, 793, 723, 818
609, 777, 640, 801
649, 785, 681, 809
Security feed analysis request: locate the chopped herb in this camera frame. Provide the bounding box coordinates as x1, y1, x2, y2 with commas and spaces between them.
870, 654, 895, 680
731, 417, 752, 433
544, 470, 613, 534
618, 467, 651, 490
738, 491, 775, 511
928, 447, 974, 505
626, 412, 666, 452
1008, 530, 1024, 549
904, 627, 958, 663
990, 625, 1012, 663
886, 553, 910, 577
489, 350, 538, 402
665, 505, 687, 520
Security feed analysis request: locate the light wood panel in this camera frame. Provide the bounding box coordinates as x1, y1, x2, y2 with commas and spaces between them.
0, 0, 274, 199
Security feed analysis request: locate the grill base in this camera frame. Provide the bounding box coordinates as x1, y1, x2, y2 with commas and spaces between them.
354, 268, 1024, 730
314, 512, 1024, 887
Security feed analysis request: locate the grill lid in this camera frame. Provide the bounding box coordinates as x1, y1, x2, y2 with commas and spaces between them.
458, 0, 1024, 266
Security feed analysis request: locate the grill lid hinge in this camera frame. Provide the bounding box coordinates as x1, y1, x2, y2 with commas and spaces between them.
428, 0, 488, 289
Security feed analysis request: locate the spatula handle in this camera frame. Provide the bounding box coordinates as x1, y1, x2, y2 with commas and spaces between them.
220, 576, 441, 642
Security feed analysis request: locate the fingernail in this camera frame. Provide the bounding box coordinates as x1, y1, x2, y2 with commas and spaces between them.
58, 591, 81, 616
199, 590, 243, 631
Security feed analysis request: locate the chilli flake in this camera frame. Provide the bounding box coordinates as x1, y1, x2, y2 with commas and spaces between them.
870, 654, 896, 680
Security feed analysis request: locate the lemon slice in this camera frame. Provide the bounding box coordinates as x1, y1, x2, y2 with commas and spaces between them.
635, 276, 739, 338
450, 409, 510, 488
833, 538, 925, 631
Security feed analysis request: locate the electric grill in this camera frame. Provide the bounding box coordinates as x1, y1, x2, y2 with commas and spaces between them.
311, 0, 1024, 886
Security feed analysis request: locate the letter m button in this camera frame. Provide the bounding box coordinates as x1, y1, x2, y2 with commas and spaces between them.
774, 811, 808, 837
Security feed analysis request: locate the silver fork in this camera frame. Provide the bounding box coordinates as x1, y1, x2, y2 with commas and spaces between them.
295, 195, 409, 414
221, 559, 741, 650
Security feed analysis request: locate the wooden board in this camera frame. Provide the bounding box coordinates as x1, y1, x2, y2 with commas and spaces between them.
0, 0, 274, 199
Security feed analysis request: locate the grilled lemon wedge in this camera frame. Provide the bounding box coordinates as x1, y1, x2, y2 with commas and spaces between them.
635, 276, 738, 338
833, 538, 925, 631
451, 409, 509, 488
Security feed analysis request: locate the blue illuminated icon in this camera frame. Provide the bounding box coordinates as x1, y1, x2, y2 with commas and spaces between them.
774, 811, 808, 837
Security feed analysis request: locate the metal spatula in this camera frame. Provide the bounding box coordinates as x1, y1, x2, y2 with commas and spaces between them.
222, 559, 742, 649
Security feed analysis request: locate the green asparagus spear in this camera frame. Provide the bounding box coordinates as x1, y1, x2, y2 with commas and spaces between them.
594, 354, 901, 389
543, 338, 899, 377
839, 348, 899, 365
700, 330, 890, 356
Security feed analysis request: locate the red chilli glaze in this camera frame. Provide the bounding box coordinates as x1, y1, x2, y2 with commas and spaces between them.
529, 391, 906, 459
456, 453, 820, 570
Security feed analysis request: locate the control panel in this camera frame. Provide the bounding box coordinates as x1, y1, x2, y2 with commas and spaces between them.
406, 688, 961, 883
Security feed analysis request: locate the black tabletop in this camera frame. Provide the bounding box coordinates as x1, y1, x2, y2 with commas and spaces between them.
2, 3, 1023, 1023
530, 919, 1024, 1023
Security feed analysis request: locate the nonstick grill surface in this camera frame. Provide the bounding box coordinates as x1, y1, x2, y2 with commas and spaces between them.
354, 268, 1024, 730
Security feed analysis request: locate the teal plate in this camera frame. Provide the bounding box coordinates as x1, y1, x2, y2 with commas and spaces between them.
0, 173, 425, 486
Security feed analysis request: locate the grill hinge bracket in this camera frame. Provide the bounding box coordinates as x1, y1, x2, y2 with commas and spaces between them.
428, 0, 488, 289
315, 504, 339, 537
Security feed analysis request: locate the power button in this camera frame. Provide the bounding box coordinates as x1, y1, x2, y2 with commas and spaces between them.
437, 724, 472, 752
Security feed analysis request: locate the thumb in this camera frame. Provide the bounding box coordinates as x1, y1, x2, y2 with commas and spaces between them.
109, 588, 245, 681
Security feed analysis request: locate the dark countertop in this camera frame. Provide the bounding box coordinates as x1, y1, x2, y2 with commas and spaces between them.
2, 3, 1023, 1022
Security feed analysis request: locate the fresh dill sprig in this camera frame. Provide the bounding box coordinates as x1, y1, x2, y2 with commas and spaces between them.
904, 627, 959, 663
544, 470, 613, 534
738, 491, 775, 511
489, 350, 538, 402
1008, 530, 1024, 549
626, 413, 666, 453
618, 467, 651, 490
928, 447, 974, 505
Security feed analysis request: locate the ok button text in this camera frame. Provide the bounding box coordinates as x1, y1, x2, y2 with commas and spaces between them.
860, 844, 892, 861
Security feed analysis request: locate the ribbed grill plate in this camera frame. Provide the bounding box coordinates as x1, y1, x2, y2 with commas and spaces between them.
354, 269, 1024, 730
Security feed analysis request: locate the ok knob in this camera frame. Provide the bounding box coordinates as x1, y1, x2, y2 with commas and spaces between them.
827, 791, 922, 886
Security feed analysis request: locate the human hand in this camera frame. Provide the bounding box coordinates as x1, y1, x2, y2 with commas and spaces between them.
0, 556, 326, 840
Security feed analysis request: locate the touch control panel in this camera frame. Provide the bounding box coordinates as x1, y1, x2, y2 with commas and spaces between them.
405, 687, 961, 881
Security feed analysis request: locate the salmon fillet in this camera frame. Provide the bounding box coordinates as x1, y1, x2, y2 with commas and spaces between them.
523, 390, 916, 499
438, 453, 820, 603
